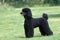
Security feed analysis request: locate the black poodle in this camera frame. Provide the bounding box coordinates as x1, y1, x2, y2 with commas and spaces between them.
20, 8, 53, 38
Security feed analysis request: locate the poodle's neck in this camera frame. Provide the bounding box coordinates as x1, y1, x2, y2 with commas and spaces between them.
24, 16, 32, 20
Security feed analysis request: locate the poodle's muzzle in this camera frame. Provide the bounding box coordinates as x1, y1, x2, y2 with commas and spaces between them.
20, 12, 26, 16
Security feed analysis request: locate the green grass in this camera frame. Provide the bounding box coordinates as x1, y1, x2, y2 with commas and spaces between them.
0, 5, 60, 40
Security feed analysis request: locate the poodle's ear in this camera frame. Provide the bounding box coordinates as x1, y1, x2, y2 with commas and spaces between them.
27, 10, 32, 17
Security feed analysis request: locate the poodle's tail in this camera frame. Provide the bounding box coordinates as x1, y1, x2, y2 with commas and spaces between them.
42, 13, 48, 20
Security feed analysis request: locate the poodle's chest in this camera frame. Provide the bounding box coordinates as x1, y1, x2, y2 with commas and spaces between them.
24, 20, 31, 25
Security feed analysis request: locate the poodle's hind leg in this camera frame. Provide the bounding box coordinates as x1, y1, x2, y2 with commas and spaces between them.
40, 19, 53, 36
39, 26, 46, 36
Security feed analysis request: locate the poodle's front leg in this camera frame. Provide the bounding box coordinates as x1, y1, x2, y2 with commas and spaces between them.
24, 23, 34, 38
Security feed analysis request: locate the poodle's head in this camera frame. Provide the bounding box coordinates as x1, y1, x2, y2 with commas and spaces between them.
20, 8, 32, 17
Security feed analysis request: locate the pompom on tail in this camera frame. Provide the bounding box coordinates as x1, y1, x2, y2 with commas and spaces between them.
42, 13, 48, 20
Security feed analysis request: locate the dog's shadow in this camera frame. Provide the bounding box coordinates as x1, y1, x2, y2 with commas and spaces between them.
16, 35, 42, 38
16, 36, 25, 38
34, 35, 42, 37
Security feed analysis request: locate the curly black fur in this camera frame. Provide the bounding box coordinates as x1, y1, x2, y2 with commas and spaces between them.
20, 8, 53, 38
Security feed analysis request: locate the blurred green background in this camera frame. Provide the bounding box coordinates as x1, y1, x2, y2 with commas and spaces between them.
0, 0, 60, 40
0, 0, 60, 7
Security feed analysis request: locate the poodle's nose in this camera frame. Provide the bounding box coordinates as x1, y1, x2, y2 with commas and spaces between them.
20, 12, 22, 14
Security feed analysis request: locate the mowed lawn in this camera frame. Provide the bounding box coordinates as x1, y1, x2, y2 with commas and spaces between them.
0, 6, 60, 40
